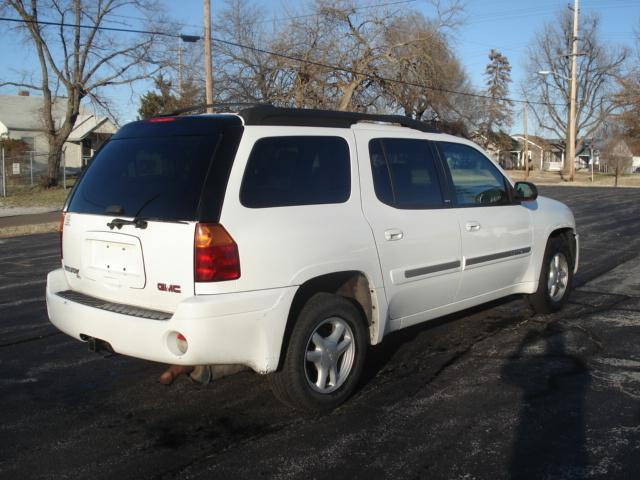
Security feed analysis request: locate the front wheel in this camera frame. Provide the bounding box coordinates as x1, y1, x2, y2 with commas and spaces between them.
268, 292, 367, 413
528, 236, 573, 314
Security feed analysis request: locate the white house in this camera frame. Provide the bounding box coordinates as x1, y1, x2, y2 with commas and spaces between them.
0, 92, 116, 171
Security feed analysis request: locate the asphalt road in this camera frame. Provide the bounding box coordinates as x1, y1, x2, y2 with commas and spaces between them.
1, 186, 640, 479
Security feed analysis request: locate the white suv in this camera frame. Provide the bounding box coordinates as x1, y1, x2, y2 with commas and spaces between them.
46, 106, 578, 412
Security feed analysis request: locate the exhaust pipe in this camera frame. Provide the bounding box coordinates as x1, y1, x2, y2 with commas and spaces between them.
80, 334, 116, 355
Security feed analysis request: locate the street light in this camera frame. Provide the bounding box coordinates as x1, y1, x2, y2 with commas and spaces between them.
538, 70, 567, 80
178, 34, 202, 96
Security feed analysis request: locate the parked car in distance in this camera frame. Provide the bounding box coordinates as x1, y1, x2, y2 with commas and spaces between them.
46, 106, 579, 412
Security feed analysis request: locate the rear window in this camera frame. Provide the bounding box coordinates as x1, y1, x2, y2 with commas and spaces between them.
369, 138, 445, 208
240, 136, 351, 208
68, 135, 221, 220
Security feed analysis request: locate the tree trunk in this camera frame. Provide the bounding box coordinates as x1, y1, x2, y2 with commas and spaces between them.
45, 138, 64, 188
337, 79, 361, 111
562, 132, 572, 179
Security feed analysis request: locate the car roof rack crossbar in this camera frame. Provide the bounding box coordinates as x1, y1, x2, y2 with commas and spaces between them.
238, 105, 441, 133
157, 102, 272, 117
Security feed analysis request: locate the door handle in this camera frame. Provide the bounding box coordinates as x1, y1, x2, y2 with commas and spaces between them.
384, 229, 404, 241
465, 222, 481, 232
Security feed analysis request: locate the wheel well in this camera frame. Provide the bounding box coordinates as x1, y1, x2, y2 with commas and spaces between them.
549, 227, 577, 269
276, 271, 374, 370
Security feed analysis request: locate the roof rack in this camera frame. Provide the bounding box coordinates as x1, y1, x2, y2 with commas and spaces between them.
238, 105, 441, 133
156, 102, 270, 117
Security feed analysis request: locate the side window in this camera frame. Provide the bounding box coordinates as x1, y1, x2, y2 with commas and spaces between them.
369, 138, 444, 208
240, 136, 351, 208
438, 142, 509, 206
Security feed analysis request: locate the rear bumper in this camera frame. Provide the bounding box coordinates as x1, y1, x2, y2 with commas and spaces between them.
46, 268, 296, 373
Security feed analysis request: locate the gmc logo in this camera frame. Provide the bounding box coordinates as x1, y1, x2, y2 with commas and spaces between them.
157, 283, 181, 293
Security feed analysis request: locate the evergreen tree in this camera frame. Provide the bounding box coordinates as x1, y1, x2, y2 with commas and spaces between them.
483, 49, 514, 136
138, 75, 179, 119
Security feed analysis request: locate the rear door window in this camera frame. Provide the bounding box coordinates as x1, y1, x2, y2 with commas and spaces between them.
240, 136, 351, 208
369, 138, 445, 208
68, 135, 221, 220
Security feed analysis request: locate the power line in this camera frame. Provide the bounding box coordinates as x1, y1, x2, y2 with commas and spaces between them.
103, 0, 418, 30
0, 15, 562, 107
212, 36, 558, 106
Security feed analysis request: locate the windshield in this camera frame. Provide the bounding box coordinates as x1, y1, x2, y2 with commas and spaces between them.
68, 135, 221, 221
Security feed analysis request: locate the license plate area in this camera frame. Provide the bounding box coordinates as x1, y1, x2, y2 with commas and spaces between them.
83, 234, 146, 288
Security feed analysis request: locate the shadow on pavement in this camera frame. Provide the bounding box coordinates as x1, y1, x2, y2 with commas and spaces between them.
502, 323, 591, 478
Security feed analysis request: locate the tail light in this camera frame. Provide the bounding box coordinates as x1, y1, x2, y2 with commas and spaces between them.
59, 212, 65, 260
194, 223, 240, 282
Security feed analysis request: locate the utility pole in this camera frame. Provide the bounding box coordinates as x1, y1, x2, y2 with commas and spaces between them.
203, 0, 214, 113
1, 145, 5, 198
566, 0, 579, 182
523, 102, 529, 178
178, 37, 183, 96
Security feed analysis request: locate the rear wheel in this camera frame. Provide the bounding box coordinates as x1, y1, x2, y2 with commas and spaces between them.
268, 292, 367, 413
528, 236, 573, 314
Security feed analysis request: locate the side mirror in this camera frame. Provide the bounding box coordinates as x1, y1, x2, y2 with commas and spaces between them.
514, 181, 538, 202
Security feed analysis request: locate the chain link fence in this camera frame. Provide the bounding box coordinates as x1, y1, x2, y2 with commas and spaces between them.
1, 149, 77, 197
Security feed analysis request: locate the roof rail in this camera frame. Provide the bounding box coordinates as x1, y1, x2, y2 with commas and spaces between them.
156, 102, 271, 117
238, 105, 440, 133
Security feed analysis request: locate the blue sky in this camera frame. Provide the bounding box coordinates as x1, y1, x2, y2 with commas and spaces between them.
1, 0, 638, 134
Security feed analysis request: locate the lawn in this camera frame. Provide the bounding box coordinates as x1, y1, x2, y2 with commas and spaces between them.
0, 184, 73, 209
506, 169, 640, 187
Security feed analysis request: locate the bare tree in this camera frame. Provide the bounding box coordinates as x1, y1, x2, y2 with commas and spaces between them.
601, 135, 633, 187
213, 0, 290, 105
616, 76, 640, 139
523, 10, 628, 174
197, 0, 472, 121
1, 0, 166, 186
614, 25, 640, 153
272, 9, 337, 109
380, 12, 471, 122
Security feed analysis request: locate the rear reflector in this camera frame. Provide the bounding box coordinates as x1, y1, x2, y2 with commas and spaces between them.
176, 333, 188, 354
194, 223, 241, 282
59, 212, 65, 260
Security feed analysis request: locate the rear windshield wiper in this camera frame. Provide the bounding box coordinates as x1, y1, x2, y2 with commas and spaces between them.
106, 216, 188, 230
106, 193, 161, 230
107, 217, 148, 230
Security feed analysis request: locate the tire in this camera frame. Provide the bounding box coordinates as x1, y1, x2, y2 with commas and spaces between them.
528, 236, 573, 314
268, 292, 368, 413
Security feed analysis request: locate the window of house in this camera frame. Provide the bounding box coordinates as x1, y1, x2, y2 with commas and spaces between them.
20, 136, 35, 151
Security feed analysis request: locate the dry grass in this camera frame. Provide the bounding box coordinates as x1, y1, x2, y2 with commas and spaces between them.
0, 185, 72, 209
506, 169, 640, 187
0, 221, 59, 238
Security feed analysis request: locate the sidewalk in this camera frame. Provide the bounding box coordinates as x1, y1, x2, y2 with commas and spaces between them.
0, 207, 60, 237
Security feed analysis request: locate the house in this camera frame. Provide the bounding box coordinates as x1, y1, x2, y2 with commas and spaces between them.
0, 92, 116, 172
505, 135, 604, 173
510, 135, 552, 171
600, 137, 635, 174
470, 131, 520, 168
